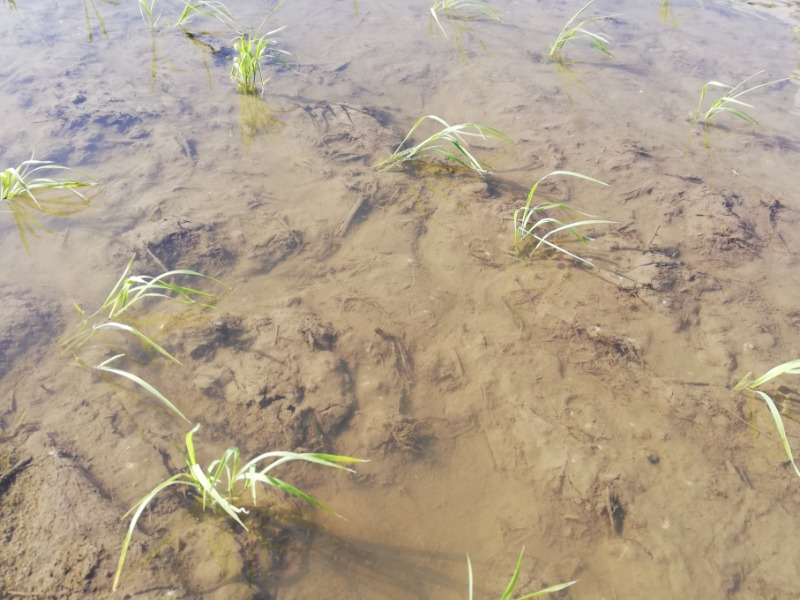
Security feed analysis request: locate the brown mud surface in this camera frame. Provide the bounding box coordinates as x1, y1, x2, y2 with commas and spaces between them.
2, 1, 800, 599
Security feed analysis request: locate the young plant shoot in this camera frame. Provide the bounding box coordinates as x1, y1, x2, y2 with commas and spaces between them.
466, 547, 578, 599
430, 0, 504, 38
734, 360, 800, 479
0, 153, 96, 254
546, 0, 615, 63
693, 71, 790, 126
62, 255, 220, 420
513, 170, 614, 266
176, 0, 235, 30
374, 115, 511, 176
137, 0, 159, 28
113, 424, 366, 590
230, 28, 288, 95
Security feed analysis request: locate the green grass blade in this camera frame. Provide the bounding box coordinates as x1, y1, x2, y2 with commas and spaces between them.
241, 451, 364, 475
467, 547, 578, 600
94, 322, 180, 363
252, 473, 341, 516
467, 555, 474, 600
101, 255, 136, 312
499, 547, 526, 600
375, 116, 510, 175
749, 360, 800, 388
515, 580, 579, 598
113, 475, 193, 591
695, 72, 789, 125
96, 354, 189, 422
189, 463, 249, 528
530, 236, 595, 266
720, 97, 755, 109
753, 390, 800, 479
431, 5, 448, 36
207, 447, 239, 495
535, 218, 617, 244
523, 171, 608, 213
546, 0, 615, 61
184, 423, 201, 466
720, 109, 759, 125
735, 360, 800, 480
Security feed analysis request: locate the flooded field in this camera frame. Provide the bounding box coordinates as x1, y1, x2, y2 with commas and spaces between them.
1, 0, 800, 598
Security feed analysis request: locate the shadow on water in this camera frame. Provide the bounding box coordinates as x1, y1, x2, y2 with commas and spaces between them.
273, 526, 465, 599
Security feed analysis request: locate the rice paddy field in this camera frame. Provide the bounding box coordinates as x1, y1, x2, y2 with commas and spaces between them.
1, 0, 800, 598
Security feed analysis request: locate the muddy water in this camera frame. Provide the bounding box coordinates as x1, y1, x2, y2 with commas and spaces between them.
1, 1, 800, 598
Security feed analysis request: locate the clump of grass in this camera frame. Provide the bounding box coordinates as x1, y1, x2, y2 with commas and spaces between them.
0, 153, 96, 254
228, 2, 289, 95
374, 115, 511, 176
467, 547, 577, 599
430, 0, 504, 38
734, 360, 800, 479
113, 424, 365, 591
62, 255, 220, 421
63, 255, 218, 357
692, 71, 790, 126
545, 0, 615, 63
230, 27, 288, 95
513, 170, 614, 267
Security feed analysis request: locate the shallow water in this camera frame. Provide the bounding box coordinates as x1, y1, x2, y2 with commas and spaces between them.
1, 1, 800, 598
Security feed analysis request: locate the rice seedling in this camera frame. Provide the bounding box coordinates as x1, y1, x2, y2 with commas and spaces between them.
62, 255, 219, 420
545, 0, 615, 63
466, 547, 577, 599
0, 154, 96, 205
230, 28, 288, 95
734, 360, 800, 479
430, 0, 504, 38
113, 424, 365, 591
227, 1, 289, 95
176, 0, 235, 30
374, 115, 511, 176
513, 170, 614, 267
62, 255, 219, 355
0, 154, 96, 254
138, 0, 159, 29
692, 71, 790, 126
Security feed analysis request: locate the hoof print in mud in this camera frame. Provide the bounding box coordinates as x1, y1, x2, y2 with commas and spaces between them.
601, 488, 626, 536
379, 418, 430, 456
123, 217, 233, 276
190, 317, 248, 362
301, 320, 338, 351
316, 401, 355, 437
303, 101, 392, 162
0, 289, 62, 381
192, 365, 232, 398
579, 324, 643, 366
248, 221, 304, 274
